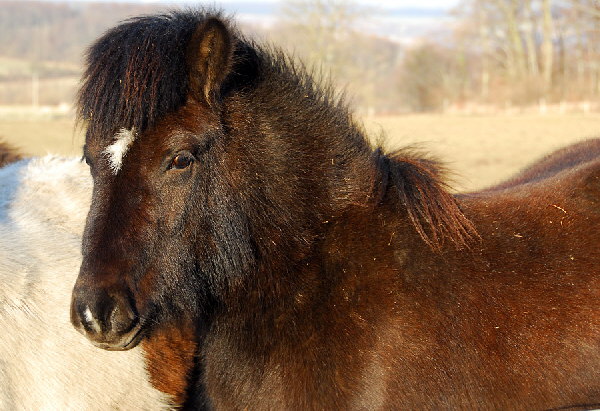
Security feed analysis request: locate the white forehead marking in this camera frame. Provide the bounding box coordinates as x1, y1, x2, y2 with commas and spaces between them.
103, 128, 136, 175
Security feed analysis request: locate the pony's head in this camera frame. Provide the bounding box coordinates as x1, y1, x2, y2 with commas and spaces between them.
0, 140, 22, 167
70, 12, 254, 349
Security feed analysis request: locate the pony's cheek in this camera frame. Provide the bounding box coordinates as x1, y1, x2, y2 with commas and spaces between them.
155, 183, 196, 231
135, 268, 163, 316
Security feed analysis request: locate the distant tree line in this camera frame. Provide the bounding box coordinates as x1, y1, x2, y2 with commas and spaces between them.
0, 2, 164, 68
1, 0, 599, 112
0, 1, 166, 104
270, 0, 401, 114
399, 0, 600, 110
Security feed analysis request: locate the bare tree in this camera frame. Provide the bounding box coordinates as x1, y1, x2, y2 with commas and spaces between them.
478, 0, 600, 103
523, 0, 539, 77
541, 0, 554, 90
274, 0, 400, 113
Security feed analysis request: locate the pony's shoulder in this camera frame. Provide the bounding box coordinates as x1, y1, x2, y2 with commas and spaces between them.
20, 155, 90, 186
0, 155, 88, 190
0, 155, 170, 409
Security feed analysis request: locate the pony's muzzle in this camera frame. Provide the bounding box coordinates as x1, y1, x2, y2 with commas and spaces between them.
70, 286, 143, 351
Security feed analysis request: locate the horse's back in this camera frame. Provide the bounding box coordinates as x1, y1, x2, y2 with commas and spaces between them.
481, 137, 600, 191
0, 157, 169, 410
466, 138, 600, 216
463, 137, 600, 266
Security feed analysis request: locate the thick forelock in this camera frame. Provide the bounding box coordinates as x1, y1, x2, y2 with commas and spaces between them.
77, 9, 227, 142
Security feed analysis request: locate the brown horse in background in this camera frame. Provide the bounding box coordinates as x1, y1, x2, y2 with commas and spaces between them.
70, 10, 600, 409
0, 140, 21, 167
482, 138, 600, 191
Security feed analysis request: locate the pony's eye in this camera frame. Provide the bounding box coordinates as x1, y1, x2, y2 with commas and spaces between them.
170, 153, 194, 170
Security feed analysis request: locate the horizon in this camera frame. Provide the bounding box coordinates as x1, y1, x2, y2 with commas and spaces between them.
8, 0, 460, 44
17, 0, 460, 9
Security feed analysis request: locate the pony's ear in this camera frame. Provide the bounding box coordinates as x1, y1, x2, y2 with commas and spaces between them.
187, 18, 233, 105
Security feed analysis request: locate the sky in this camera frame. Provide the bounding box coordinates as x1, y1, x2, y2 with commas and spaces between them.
31, 0, 462, 11
54, 0, 460, 6
29, 0, 462, 44
193, 1, 460, 43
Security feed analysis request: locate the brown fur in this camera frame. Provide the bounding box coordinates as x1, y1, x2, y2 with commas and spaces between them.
141, 320, 199, 406
198, 141, 600, 410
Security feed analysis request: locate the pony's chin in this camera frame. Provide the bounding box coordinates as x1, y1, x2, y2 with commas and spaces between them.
89, 321, 145, 351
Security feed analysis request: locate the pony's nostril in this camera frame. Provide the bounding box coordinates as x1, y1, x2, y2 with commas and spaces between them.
70, 298, 100, 335
109, 298, 138, 334
72, 290, 137, 335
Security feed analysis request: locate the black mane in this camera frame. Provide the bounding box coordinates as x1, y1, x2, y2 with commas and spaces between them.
77, 10, 224, 140
77, 9, 352, 143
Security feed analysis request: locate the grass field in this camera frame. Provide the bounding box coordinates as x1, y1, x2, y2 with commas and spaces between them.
0, 113, 598, 191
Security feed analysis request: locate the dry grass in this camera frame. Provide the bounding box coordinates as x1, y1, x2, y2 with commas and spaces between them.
0, 113, 598, 191
0, 119, 84, 157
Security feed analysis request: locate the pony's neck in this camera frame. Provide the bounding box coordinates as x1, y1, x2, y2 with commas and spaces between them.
219, 70, 386, 320
213, 53, 474, 337
255, 64, 379, 213
208, 193, 416, 386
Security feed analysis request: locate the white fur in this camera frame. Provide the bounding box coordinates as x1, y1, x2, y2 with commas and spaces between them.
103, 128, 136, 174
0, 157, 170, 410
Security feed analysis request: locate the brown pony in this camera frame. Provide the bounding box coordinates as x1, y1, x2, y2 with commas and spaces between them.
0, 140, 22, 167
70, 10, 600, 409
481, 138, 600, 192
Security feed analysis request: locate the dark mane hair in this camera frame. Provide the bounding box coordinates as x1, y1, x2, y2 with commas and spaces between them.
377, 148, 476, 249
76, 8, 474, 250
77, 9, 224, 140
